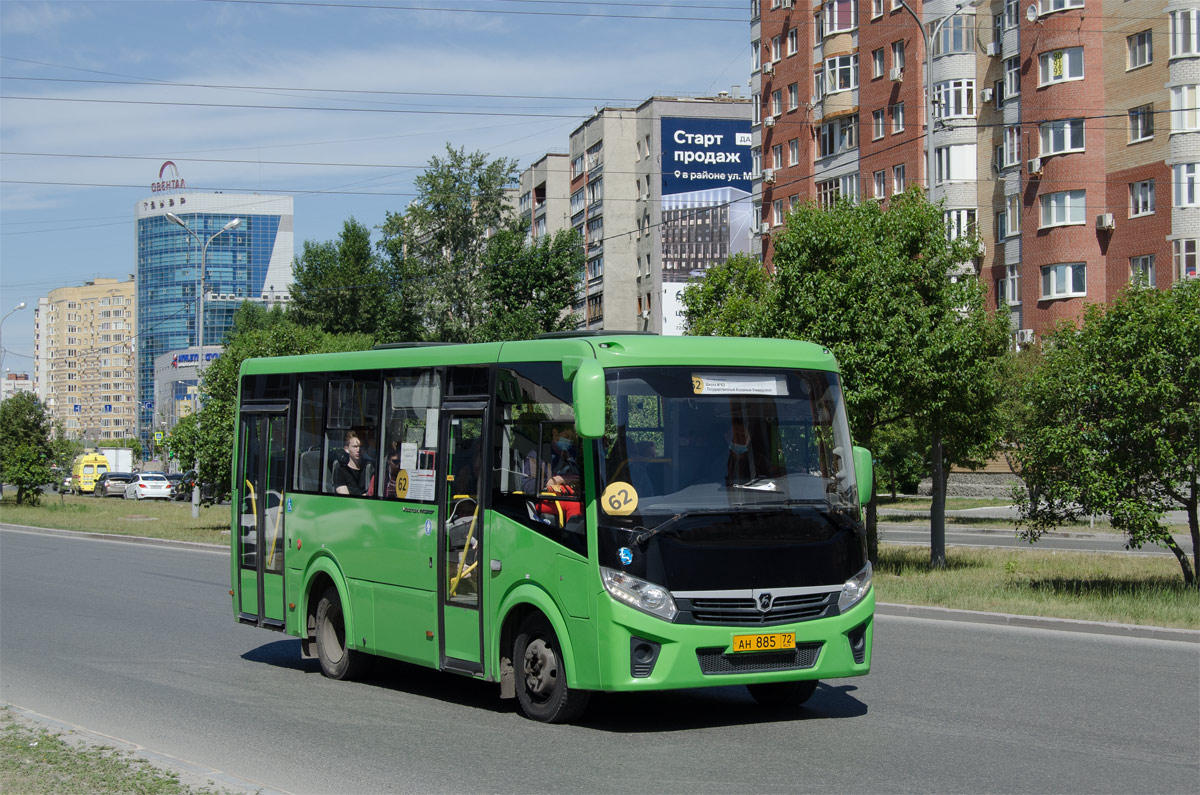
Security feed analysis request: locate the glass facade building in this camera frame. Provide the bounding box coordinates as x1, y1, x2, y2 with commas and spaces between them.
134, 192, 293, 451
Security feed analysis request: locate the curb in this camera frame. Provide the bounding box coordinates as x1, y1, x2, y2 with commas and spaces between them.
3, 704, 290, 795
876, 602, 1200, 644
0, 523, 226, 552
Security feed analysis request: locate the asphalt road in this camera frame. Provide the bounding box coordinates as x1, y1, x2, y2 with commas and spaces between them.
1, 527, 1197, 794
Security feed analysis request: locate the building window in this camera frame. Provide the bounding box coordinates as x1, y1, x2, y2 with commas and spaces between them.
825, 54, 859, 93
752, 93, 762, 124
872, 0, 883, 18
891, 101, 905, 132
1039, 47, 1084, 85
1038, 0, 1084, 13
816, 173, 859, 207
819, 116, 859, 157
1039, 118, 1085, 156
1170, 85, 1199, 132
1130, 180, 1155, 217
1174, 163, 1200, 206
1173, 239, 1198, 279
789, 138, 800, 166
892, 40, 905, 71
773, 198, 785, 226
997, 264, 1020, 306
873, 108, 886, 140
1170, 8, 1200, 58
1003, 125, 1020, 168
823, 0, 858, 35
944, 209, 976, 241
1129, 104, 1154, 142
1039, 190, 1086, 227
787, 28, 798, 56
1004, 56, 1021, 98
1130, 255, 1156, 287
934, 80, 975, 119
752, 147, 762, 177
752, 40, 761, 71
772, 34, 782, 62
1041, 262, 1087, 299
874, 169, 887, 199
788, 83, 799, 111
932, 14, 975, 56
893, 164, 906, 192
873, 48, 885, 78
935, 143, 977, 184
772, 143, 784, 168
772, 89, 783, 117
813, 70, 824, 101
1127, 30, 1152, 69
993, 78, 1005, 109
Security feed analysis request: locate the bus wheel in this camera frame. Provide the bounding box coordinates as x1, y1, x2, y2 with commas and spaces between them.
514, 614, 589, 723
314, 586, 371, 680
747, 680, 818, 708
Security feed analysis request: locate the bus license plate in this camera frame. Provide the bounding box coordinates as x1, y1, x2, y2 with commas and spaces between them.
731, 632, 795, 653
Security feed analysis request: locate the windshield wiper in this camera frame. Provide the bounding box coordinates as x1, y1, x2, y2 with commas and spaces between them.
730, 477, 779, 492
630, 511, 694, 547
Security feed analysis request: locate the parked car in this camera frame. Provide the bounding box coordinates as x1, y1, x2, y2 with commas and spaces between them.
164, 472, 184, 495
172, 471, 197, 501
123, 473, 173, 500
94, 472, 135, 498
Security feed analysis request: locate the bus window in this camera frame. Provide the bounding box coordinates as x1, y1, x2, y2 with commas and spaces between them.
381, 370, 441, 501
296, 375, 325, 492
491, 364, 585, 555
325, 376, 380, 497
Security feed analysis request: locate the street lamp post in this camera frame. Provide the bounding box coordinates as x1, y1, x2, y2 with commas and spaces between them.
897, 0, 973, 192
0, 301, 28, 372
165, 213, 241, 518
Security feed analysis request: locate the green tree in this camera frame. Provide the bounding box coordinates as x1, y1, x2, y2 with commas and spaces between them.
1016, 280, 1200, 587
681, 253, 772, 338
475, 224, 582, 342
0, 392, 55, 505
682, 190, 1010, 565
379, 144, 519, 342
290, 218, 390, 337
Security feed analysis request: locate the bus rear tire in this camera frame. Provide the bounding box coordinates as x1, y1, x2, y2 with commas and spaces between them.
747, 679, 818, 708
315, 586, 372, 681
514, 613, 589, 723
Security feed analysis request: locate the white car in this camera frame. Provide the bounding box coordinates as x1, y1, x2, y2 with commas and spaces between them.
124, 473, 173, 500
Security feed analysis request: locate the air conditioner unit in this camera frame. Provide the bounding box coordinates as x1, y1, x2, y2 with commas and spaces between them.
764, 116, 776, 127
1096, 212, 1115, 230
763, 61, 774, 75
760, 221, 772, 234
980, 87, 993, 102
986, 41, 1000, 57
1027, 157, 1043, 176
889, 67, 903, 82
763, 168, 776, 184
1015, 329, 1034, 344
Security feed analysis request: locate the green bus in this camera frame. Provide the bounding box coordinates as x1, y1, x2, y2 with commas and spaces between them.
231, 333, 875, 722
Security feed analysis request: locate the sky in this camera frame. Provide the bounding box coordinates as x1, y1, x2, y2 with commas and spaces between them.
0, 0, 751, 371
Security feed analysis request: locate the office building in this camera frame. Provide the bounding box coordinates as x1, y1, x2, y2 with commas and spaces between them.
1, 372, 34, 403
752, 0, 1198, 342
135, 188, 293, 449
33, 278, 137, 441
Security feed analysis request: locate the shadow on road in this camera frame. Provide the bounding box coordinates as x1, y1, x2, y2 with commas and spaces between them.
241, 638, 869, 730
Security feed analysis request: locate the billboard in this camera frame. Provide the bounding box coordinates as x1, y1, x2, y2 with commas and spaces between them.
659, 117, 754, 328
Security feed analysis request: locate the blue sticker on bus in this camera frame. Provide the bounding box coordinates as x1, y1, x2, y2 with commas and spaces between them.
286, 498, 292, 513
425, 519, 432, 535
618, 547, 633, 566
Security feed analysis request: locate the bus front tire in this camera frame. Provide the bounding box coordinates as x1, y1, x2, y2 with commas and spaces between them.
747, 679, 818, 708
315, 586, 372, 681
514, 613, 589, 723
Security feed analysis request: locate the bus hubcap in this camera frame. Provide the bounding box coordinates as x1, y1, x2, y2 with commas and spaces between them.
523, 639, 556, 698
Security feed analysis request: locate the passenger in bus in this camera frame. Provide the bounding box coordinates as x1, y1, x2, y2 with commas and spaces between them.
383, 440, 403, 499
333, 430, 369, 496
521, 426, 581, 495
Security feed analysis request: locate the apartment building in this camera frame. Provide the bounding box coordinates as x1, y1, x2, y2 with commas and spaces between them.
33, 278, 137, 441
565, 96, 753, 333
753, 0, 1199, 341
518, 153, 573, 242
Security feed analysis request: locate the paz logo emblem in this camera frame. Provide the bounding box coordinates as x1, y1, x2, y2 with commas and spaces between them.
757, 592, 773, 612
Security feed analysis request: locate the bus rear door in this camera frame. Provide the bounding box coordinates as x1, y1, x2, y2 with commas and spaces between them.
438, 405, 486, 671
235, 404, 289, 629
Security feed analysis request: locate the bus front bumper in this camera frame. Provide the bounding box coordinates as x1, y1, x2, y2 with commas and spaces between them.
590, 589, 874, 692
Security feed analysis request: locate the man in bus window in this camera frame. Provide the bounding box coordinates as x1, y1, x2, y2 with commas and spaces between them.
522, 425, 581, 495
334, 429, 369, 496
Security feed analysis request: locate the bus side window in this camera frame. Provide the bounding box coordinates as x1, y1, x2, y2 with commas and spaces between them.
381, 370, 442, 502
296, 375, 325, 492
324, 375, 382, 498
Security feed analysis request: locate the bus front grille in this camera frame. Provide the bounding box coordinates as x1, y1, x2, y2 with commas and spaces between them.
696, 642, 823, 675
680, 592, 836, 626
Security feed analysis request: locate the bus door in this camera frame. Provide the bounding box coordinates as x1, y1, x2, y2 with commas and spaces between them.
438, 405, 486, 670
235, 404, 289, 630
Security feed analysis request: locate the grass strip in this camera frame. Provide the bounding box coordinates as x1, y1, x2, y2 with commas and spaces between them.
1, 494, 230, 545
0, 709, 233, 795
876, 544, 1200, 629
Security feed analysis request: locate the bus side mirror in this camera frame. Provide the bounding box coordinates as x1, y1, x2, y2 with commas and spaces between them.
853, 446, 873, 508
572, 359, 605, 439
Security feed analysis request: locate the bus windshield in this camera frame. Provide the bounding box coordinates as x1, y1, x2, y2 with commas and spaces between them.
599, 367, 859, 515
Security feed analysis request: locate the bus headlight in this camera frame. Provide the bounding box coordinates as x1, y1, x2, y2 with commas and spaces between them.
601, 567, 678, 622
837, 561, 873, 613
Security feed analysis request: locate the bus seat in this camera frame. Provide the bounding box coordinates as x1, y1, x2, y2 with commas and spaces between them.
299, 450, 321, 491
